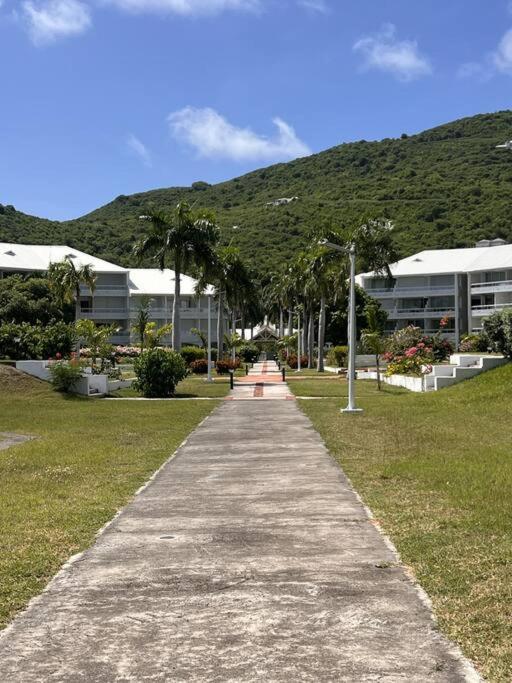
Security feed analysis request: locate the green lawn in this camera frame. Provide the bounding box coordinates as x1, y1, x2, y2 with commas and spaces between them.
109, 374, 232, 398
287, 374, 407, 397
297, 365, 512, 682
0, 366, 219, 628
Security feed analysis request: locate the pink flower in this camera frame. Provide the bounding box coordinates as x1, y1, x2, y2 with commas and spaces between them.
55, 352, 62, 360
405, 347, 418, 357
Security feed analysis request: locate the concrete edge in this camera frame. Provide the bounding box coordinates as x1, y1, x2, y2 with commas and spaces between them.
295, 401, 483, 683
0, 409, 217, 641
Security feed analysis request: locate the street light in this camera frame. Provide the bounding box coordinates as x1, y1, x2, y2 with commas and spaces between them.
318, 238, 363, 414
206, 292, 213, 383
496, 140, 512, 150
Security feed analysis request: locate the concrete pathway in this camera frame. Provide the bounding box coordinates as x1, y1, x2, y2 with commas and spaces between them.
0, 365, 479, 681
229, 360, 293, 401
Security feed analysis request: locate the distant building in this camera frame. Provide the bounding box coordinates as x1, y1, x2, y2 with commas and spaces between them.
265, 197, 299, 207
0, 243, 218, 346
357, 240, 512, 345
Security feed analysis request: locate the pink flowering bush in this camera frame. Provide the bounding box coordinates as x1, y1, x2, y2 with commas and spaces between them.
385, 321, 453, 376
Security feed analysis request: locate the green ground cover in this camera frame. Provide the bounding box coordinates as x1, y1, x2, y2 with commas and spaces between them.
109, 374, 232, 398
297, 365, 512, 682
287, 374, 407, 397
0, 366, 219, 628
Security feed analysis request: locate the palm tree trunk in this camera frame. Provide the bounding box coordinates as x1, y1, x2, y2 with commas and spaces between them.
241, 316, 246, 340
217, 290, 224, 359
376, 353, 381, 390
317, 295, 326, 372
308, 310, 314, 368
287, 309, 293, 336
279, 308, 284, 338
172, 260, 182, 351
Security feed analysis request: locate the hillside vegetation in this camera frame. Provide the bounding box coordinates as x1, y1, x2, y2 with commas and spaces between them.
2, 110, 512, 275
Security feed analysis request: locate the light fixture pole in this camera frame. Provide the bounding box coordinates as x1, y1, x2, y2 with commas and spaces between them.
318, 238, 363, 414
496, 140, 512, 151
296, 310, 302, 372
206, 293, 213, 383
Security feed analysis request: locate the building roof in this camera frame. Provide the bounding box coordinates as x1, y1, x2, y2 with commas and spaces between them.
357, 243, 512, 281
128, 269, 214, 296
0, 243, 127, 273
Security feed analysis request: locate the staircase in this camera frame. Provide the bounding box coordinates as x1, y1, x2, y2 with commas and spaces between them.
424, 354, 508, 391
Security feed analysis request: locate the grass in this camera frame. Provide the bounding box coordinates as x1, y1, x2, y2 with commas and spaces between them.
0, 366, 219, 628
109, 374, 232, 398
287, 374, 407, 397
296, 365, 512, 682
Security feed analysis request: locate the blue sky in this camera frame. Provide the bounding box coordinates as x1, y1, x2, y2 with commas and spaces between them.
1, 0, 512, 220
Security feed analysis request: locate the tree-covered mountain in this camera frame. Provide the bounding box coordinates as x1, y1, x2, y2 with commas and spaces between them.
2, 110, 512, 276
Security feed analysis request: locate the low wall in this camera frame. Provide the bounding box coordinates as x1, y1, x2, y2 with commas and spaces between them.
16, 360, 109, 396
357, 370, 425, 393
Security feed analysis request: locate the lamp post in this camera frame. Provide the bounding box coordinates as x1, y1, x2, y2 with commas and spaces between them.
318, 239, 363, 414
206, 293, 213, 383
296, 310, 302, 373
496, 140, 512, 150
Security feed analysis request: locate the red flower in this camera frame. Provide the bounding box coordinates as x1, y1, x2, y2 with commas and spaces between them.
55, 352, 62, 360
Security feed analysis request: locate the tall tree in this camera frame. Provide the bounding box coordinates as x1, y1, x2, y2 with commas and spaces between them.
134, 202, 219, 351
48, 257, 96, 324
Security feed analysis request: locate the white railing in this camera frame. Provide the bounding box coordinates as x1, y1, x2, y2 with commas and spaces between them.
391, 307, 455, 318
368, 284, 455, 298
471, 280, 512, 293
471, 302, 512, 315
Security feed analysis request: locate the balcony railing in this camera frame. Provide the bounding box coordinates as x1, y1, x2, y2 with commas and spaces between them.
80, 308, 129, 319
390, 307, 455, 319
367, 284, 455, 298
471, 302, 512, 316
471, 280, 512, 294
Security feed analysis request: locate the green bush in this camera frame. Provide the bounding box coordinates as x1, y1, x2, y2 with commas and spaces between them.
483, 310, 512, 359
49, 361, 83, 393
180, 345, 206, 366
134, 348, 188, 397
326, 345, 348, 367
287, 355, 309, 369
238, 343, 259, 363
0, 322, 76, 360
458, 333, 488, 353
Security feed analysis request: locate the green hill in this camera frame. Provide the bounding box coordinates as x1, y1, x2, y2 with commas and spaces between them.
2, 110, 512, 276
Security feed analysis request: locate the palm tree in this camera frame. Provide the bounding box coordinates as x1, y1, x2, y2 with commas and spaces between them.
361, 302, 387, 390
134, 202, 220, 351
48, 256, 97, 323
132, 296, 152, 351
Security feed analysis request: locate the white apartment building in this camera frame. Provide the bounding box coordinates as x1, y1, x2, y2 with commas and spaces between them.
0, 243, 218, 345
357, 239, 512, 345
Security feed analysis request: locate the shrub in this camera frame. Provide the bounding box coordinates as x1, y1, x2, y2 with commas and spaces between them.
190, 358, 209, 374
238, 343, 259, 363
458, 333, 488, 353
49, 360, 83, 393
180, 345, 206, 366
0, 322, 75, 360
39, 322, 76, 359
215, 359, 239, 375
326, 345, 348, 368
483, 309, 512, 359
287, 355, 309, 369
133, 349, 188, 397
386, 325, 425, 357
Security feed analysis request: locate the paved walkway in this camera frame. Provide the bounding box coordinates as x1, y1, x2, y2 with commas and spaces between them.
228, 360, 294, 401
0, 364, 479, 681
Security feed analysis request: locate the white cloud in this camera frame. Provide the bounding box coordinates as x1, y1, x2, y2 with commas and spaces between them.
22, 0, 91, 44
298, 0, 328, 13
353, 23, 432, 82
493, 27, 512, 73
127, 134, 152, 167
168, 107, 311, 162
103, 0, 259, 15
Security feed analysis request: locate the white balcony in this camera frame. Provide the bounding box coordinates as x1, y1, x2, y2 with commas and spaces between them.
80, 284, 127, 297
80, 308, 129, 320
128, 307, 215, 319
471, 280, 512, 295
367, 284, 455, 299
471, 302, 512, 317
390, 307, 455, 320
